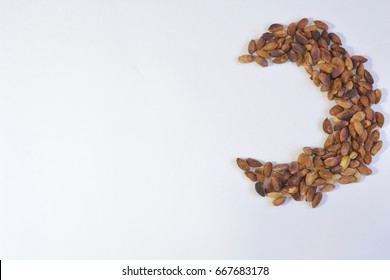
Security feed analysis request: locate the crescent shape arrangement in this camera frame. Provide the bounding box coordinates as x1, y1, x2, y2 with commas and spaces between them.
236, 18, 384, 208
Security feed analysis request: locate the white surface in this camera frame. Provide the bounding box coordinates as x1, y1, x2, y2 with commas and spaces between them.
3, 260, 390, 280
0, 0, 389, 259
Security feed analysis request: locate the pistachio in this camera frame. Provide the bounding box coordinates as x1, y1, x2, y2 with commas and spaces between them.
236, 158, 249, 171
312, 192, 323, 208
323, 118, 333, 134
246, 158, 263, 168
267, 192, 283, 198
320, 184, 335, 192
272, 196, 286, 206
236, 19, 384, 208
238, 55, 254, 63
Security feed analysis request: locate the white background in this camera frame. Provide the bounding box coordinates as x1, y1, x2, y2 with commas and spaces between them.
2, 260, 390, 280
0, 0, 389, 259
